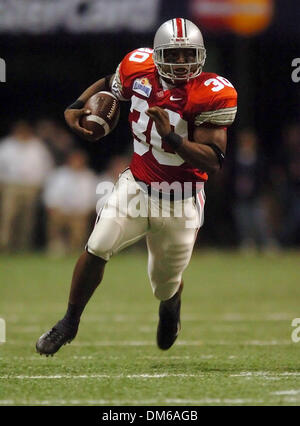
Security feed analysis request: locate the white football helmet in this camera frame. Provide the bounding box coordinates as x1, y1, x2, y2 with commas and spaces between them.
153, 18, 206, 82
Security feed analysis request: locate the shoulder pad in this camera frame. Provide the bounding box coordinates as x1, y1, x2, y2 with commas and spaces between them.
189, 73, 238, 127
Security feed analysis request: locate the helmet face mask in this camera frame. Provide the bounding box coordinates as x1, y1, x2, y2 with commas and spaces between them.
153, 18, 206, 83
154, 46, 206, 82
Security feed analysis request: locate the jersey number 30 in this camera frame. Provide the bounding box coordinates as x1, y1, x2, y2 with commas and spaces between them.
130, 96, 187, 166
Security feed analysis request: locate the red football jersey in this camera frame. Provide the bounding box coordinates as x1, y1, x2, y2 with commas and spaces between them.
111, 48, 237, 187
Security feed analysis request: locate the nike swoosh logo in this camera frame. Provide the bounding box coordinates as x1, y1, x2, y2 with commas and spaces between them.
170, 96, 183, 101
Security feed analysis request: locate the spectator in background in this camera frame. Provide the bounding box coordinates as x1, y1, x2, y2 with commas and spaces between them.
232, 129, 277, 252
43, 150, 97, 255
35, 119, 75, 166
278, 123, 300, 246
0, 120, 53, 251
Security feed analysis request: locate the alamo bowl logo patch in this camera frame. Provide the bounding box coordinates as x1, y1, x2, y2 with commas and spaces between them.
133, 77, 152, 98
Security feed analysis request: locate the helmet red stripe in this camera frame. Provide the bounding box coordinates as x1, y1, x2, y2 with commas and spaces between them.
176, 18, 183, 38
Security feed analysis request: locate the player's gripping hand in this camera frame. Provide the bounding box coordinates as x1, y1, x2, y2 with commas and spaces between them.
146, 107, 171, 138
64, 108, 93, 139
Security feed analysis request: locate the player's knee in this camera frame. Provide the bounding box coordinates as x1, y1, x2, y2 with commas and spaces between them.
86, 241, 111, 261
84, 249, 107, 269
152, 283, 181, 301
153, 287, 169, 301
150, 273, 181, 301
87, 220, 122, 261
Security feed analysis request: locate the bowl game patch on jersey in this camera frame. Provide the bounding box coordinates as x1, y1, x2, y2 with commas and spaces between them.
133, 77, 152, 98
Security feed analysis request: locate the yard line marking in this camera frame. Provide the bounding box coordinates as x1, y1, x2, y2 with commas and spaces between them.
165, 398, 263, 405
230, 372, 270, 377
220, 313, 294, 321
71, 341, 157, 346
5, 312, 294, 325
6, 340, 203, 346
72, 340, 291, 346
127, 374, 201, 378
0, 373, 203, 380
283, 397, 300, 403
0, 375, 110, 379
1, 355, 93, 361
0, 399, 159, 406
231, 372, 300, 378
0, 400, 14, 405
69, 313, 299, 323
5, 339, 292, 347
280, 372, 300, 376
243, 340, 291, 346
0, 398, 263, 405
0, 354, 229, 362
71, 340, 205, 346
271, 390, 300, 395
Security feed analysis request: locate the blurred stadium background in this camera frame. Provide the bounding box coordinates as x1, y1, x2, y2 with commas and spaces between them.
0, 0, 299, 252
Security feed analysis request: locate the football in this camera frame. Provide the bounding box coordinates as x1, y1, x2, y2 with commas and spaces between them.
80, 91, 120, 141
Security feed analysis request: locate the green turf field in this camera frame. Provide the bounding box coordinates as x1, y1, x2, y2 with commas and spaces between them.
1, 250, 300, 406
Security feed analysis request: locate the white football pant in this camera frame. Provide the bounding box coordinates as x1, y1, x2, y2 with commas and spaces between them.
87, 169, 205, 300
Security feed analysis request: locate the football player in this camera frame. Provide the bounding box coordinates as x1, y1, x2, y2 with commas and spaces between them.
36, 18, 237, 355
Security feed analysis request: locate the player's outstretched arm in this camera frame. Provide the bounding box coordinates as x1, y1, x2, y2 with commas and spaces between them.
146, 106, 226, 174
64, 74, 115, 139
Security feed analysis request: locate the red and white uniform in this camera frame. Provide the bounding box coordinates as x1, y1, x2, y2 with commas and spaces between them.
87, 48, 237, 301
111, 47, 237, 187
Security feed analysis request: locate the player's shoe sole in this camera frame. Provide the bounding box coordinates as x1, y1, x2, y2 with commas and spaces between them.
36, 320, 78, 356
156, 282, 183, 350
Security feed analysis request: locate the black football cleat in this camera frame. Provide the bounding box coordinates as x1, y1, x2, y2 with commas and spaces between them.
157, 283, 183, 350
36, 320, 78, 356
